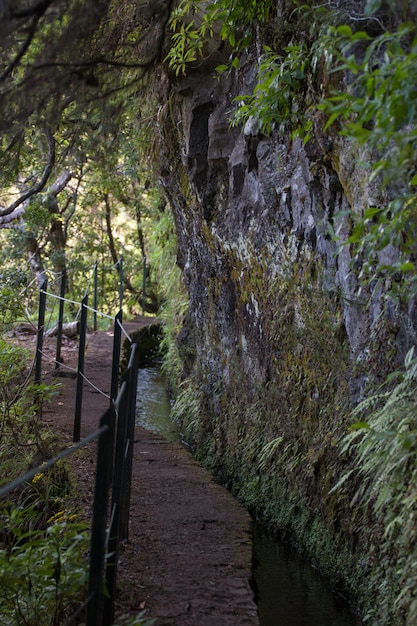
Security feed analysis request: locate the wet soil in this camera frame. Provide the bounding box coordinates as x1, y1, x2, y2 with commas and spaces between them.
20, 318, 258, 625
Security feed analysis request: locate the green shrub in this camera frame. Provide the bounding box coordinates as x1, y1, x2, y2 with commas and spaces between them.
0, 511, 88, 626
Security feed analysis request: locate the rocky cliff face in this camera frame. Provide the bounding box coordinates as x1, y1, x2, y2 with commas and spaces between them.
156, 18, 417, 623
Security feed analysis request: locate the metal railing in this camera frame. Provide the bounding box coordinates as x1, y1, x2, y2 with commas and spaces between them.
1, 276, 142, 625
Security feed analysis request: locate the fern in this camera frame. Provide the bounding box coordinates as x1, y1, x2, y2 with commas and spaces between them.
334, 348, 417, 622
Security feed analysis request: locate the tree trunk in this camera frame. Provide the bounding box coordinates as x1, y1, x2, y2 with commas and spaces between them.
45, 321, 79, 337
26, 230, 47, 288
104, 191, 140, 299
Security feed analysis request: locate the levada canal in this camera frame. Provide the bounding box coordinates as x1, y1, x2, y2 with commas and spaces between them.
136, 364, 361, 626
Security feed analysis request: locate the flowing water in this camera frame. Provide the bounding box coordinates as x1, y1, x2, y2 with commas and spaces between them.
136, 366, 361, 626
136, 366, 179, 442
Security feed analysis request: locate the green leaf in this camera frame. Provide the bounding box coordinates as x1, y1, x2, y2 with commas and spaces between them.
363, 207, 381, 219
337, 25, 352, 37
399, 262, 415, 273
365, 0, 382, 16
351, 31, 372, 42
405, 347, 415, 369
351, 421, 371, 430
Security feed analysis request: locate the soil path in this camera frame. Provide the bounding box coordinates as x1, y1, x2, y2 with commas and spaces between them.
29, 317, 259, 626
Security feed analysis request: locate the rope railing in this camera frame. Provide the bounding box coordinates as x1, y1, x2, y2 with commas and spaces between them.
19, 256, 127, 330
18, 252, 148, 335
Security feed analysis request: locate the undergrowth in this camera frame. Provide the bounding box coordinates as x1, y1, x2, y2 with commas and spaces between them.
334, 348, 417, 625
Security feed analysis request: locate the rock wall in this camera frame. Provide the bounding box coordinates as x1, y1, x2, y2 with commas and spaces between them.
156, 16, 417, 624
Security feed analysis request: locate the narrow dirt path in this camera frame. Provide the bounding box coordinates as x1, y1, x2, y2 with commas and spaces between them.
33, 318, 259, 625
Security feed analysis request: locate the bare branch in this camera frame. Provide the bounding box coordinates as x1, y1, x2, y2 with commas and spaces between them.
0, 168, 72, 226
0, 203, 28, 226
0, 127, 55, 218
47, 169, 72, 196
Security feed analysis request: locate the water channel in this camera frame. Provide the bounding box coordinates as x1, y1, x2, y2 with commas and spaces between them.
136, 365, 361, 626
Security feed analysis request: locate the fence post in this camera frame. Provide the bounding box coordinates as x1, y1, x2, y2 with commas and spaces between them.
110, 310, 122, 403
104, 375, 129, 626
142, 255, 146, 316
120, 343, 139, 540
118, 255, 123, 317
86, 407, 116, 626
93, 262, 98, 332
55, 270, 66, 369
73, 294, 88, 442
35, 280, 48, 388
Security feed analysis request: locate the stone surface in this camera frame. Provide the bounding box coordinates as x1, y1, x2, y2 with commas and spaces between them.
156, 19, 417, 622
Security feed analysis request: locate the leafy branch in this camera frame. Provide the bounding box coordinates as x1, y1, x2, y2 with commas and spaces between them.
318, 21, 417, 299
164, 0, 273, 76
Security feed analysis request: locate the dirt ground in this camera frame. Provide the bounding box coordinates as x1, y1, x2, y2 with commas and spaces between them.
19, 318, 259, 626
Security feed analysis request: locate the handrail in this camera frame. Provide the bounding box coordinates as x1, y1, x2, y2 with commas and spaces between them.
1, 275, 142, 626
0, 424, 108, 499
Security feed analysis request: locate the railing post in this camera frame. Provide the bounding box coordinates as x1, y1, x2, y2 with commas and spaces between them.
118, 255, 123, 317
55, 270, 66, 369
110, 310, 122, 403
73, 294, 88, 442
142, 255, 146, 316
86, 407, 116, 626
120, 343, 139, 540
93, 261, 98, 332
35, 280, 48, 388
104, 374, 129, 626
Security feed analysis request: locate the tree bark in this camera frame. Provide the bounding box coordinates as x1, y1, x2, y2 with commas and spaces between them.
104, 191, 139, 298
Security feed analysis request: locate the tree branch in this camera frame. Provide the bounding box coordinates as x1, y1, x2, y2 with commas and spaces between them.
0, 13, 41, 81
104, 192, 139, 298
0, 127, 55, 218
11, 0, 54, 19
0, 204, 27, 226
47, 169, 72, 196
104, 192, 119, 267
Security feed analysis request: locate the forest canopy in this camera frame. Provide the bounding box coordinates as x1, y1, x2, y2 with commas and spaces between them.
0, 0, 176, 314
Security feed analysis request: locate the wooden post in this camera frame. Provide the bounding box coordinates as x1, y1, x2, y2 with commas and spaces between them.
118, 256, 123, 319
104, 376, 129, 626
110, 310, 122, 403
120, 343, 139, 540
